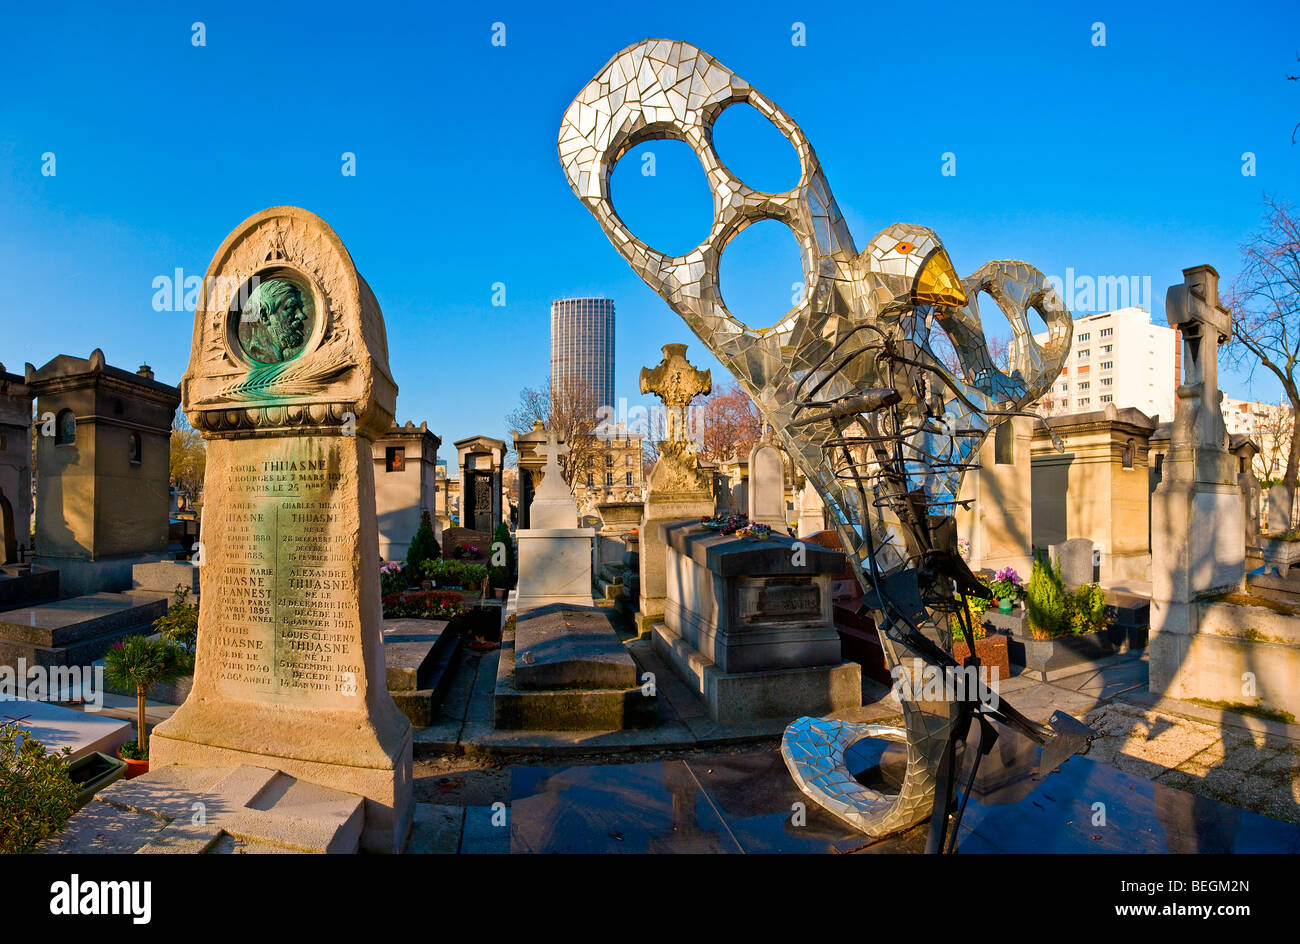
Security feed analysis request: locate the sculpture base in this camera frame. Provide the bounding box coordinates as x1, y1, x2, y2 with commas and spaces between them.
150, 702, 413, 854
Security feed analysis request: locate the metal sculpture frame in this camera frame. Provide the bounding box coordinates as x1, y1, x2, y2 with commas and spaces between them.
559, 39, 1084, 841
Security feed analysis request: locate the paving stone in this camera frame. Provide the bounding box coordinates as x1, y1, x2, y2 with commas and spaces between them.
404, 803, 463, 854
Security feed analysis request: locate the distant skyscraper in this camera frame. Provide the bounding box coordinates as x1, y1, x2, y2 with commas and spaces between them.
550, 297, 615, 409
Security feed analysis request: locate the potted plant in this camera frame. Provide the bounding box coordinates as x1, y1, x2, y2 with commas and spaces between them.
987, 567, 1024, 614
103, 635, 187, 778
1013, 550, 1116, 678
489, 521, 515, 599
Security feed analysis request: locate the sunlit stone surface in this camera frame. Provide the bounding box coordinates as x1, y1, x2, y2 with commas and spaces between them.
149, 206, 412, 853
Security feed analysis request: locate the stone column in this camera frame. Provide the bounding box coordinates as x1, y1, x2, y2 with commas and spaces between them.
1150, 264, 1245, 695
149, 207, 412, 853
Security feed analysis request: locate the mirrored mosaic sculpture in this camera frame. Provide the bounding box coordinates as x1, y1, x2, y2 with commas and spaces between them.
559, 39, 1071, 836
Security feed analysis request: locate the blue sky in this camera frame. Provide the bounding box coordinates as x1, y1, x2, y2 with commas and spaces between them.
2, 0, 1298, 451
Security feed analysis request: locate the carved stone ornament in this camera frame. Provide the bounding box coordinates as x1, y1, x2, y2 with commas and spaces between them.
181, 206, 396, 441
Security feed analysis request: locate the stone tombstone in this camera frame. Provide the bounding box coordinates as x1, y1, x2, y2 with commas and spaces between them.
1151, 264, 1246, 698
654, 520, 860, 722
796, 479, 826, 538
514, 432, 595, 610
748, 440, 787, 530
637, 344, 714, 632
1049, 538, 1094, 588
1267, 484, 1292, 535
149, 207, 412, 853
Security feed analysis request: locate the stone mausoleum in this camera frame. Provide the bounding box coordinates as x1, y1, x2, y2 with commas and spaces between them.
372, 421, 440, 560
28, 351, 180, 596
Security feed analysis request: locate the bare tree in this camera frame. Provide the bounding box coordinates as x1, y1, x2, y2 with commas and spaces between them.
695, 381, 764, 463
505, 377, 603, 488
1225, 196, 1300, 505
1253, 400, 1295, 485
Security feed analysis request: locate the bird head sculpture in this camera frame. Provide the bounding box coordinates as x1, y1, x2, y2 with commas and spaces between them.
559, 39, 1072, 836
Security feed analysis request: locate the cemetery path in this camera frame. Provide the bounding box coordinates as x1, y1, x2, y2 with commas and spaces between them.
405, 648, 1300, 852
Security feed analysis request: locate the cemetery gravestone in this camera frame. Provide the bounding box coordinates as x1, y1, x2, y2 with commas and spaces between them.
747, 440, 787, 530
1267, 483, 1292, 534
513, 432, 595, 610
1150, 264, 1248, 700
148, 207, 413, 854
637, 344, 714, 632
1050, 538, 1094, 588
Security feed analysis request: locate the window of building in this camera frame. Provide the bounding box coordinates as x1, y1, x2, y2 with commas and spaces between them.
624, 454, 631, 467
1100, 328, 1113, 337
1078, 333, 1090, 342
1122, 438, 1134, 469
1078, 398, 1090, 408
1078, 381, 1090, 390
385, 447, 405, 472
604, 453, 613, 467
625, 471, 633, 485
1100, 394, 1113, 404
1077, 349, 1089, 359
605, 472, 613, 486
128, 432, 142, 465
1102, 344, 1112, 353
586, 473, 593, 488
994, 423, 1015, 465
1101, 361, 1113, 370
1060, 383, 1069, 392
1101, 378, 1113, 387
55, 409, 76, 445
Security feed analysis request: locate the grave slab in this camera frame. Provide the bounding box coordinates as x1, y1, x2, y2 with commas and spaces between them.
493, 625, 656, 731
0, 697, 131, 761
513, 604, 638, 691
0, 591, 169, 667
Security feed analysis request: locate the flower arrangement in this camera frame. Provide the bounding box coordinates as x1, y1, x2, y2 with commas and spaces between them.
987, 567, 1024, 603
380, 561, 408, 596
455, 544, 480, 560
382, 590, 469, 621
736, 522, 772, 539
957, 537, 971, 562
700, 514, 748, 534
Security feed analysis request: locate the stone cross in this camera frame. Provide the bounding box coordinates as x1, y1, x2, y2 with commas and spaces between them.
1167, 265, 1231, 449
640, 343, 712, 444
538, 429, 569, 475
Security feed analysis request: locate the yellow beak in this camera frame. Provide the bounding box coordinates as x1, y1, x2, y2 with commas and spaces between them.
913, 248, 968, 309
